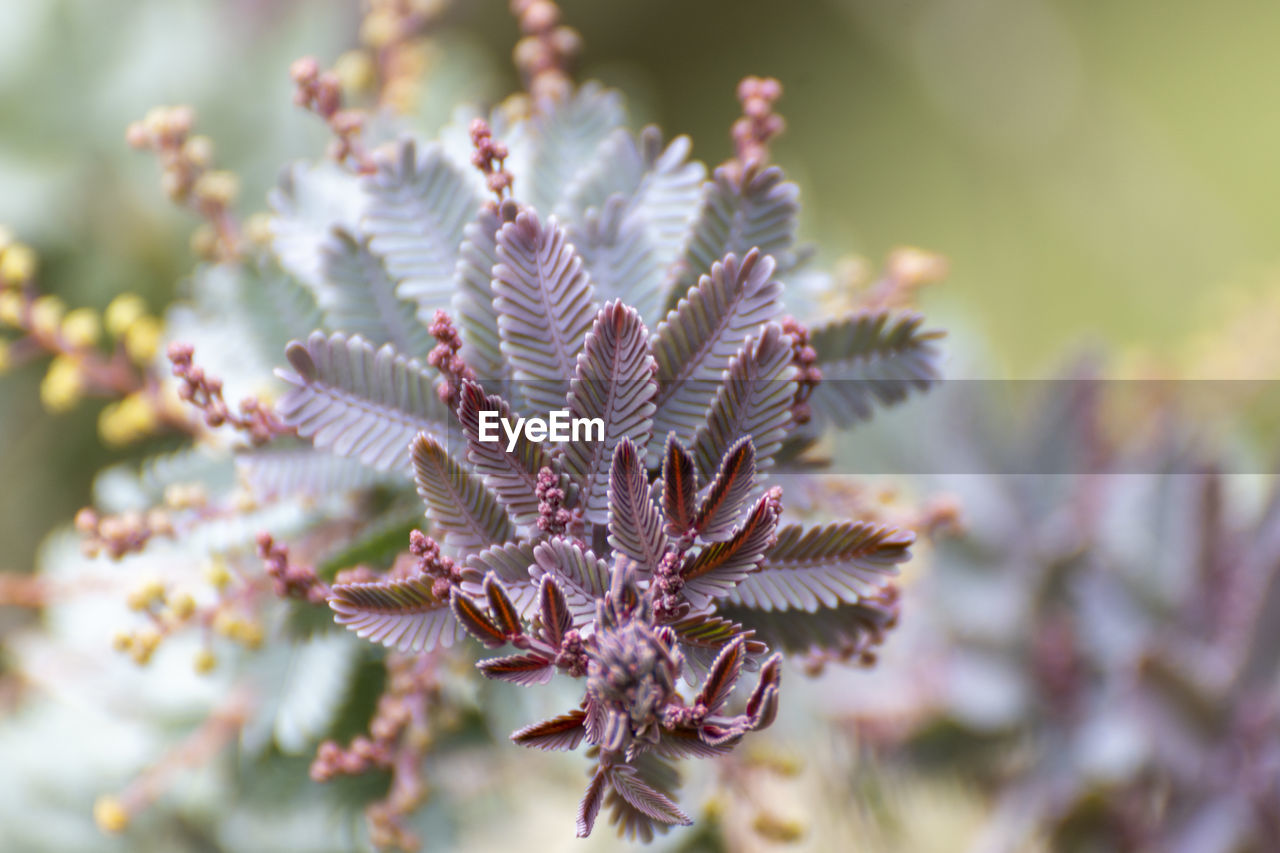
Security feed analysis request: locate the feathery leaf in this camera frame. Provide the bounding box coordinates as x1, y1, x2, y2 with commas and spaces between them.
511, 710, 587, 751
451, 206, 507, 381
484, 573, 524, 636
664, 164, 798, 311
696, 635, 747, 714
531, 538, 611, 625
457, 380, 548, 527
649, 249, 782, 462
728, 522, 912, 612
461, 541, 539, 614
477, 652, 554, 686
693, 438, 757, 542
808, 310, 944, 425
661, 434, 698, 537
276, 332, 449, 471
493, 210, 599, 413
576, 767, 607, 838
681, 493, 781, 610
329, 577, 463, 652
523, 82, 626, 214
564, 302, 658, 522
607, 438, 669, 572
315, 227, 433, 356
362, 139, 481, 315
411, 433, 515, 554
539, 574, 572, 648
450, 588, 508, 648
691, 323, 797, 481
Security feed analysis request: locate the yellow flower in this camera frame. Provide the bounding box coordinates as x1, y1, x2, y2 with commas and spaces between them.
61, 307, 102, 348
193, 170, 239, 207
182, 135, 214, 168
40, 354, 84, 413
0, 243, 37, 285
104, 293, 147, 338
193, 648, 217, 674
203, 557, 231, 589
334, 50, 376, 94
93, 796, 130, 834
0, 290, 22, 326
244, 212, 274, 247
30, 295, 66, 339
168, 592, 196, 620
124, 315, 163, 365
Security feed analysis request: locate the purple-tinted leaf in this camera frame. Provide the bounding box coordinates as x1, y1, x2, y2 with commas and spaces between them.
649, 249, 783, 464
681, 493, 781, 610
808, 309, 943, 425
651, 726, 737, 759
411, 433, 515, 555
277, 332, 448, 472
662, 434, 698, 537
477, 652, 554, 686
450, 589, 506, 649
697, 636, 747, 714
329, 578, 463, 652
484, 573, 523, 637
492, 210, 598, 414
511, 710, 587, 751
690, 322, 797, 482
531, 538, 610, 625
728, 521, 913, 612
457, 380, 547, 527
576, 767, 607, 838
746, 654, 782, 721
539, 574, 572, 647
607, 438, 668, 572
607, 764, 692, 827
693, 437, 756, 541
461, 541, 538, 615
565, 301, 658, 523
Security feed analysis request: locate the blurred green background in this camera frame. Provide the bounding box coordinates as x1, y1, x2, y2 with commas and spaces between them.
2, 0, 1278, 568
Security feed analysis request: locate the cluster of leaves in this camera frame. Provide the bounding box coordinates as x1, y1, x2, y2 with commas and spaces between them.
0, 3, 950, 848
268, 86, 943, 833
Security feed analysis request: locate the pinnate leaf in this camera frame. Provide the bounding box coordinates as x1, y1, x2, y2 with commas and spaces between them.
607, 438, 669, 573
411, 433, 515, 554
808, 310, 943, 425
277, 332, 449, 472
329, 577, 463, 652
362, 139, 481, 314
564, 302, 658, 522
493, 210, 599, 413
511, 710, 587, 751
648, 249, 782, 463
728, 521, 912, 612
691, 323, 797, 481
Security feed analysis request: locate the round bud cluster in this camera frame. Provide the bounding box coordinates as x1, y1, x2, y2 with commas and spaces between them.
469, 119, 514, 202
511, 0, 581, 103
780, 317, 822, 425
257, 532, 329, 604
290, 56, 373, 171
408, 529, 461, 600
426, 309, 476, 409
76, 506, 173, 560
168, 341, 288, 444
731, 76, 785, 175
536, 466, 571, 536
